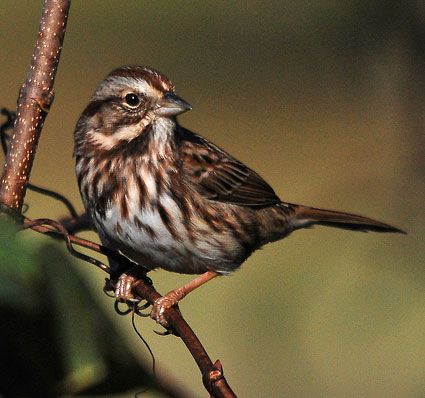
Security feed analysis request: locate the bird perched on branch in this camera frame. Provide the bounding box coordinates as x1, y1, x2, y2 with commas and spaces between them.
74, 65, 404, 325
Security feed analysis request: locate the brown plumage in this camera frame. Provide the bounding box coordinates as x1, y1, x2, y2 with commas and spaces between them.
74, 65, 404, 325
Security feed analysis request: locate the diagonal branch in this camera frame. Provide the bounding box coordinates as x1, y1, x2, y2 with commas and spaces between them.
0, 0, 71, 212
25, 217, 237, 398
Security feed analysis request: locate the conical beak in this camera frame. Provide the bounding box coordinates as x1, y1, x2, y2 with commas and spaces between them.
155, 92, 192, 117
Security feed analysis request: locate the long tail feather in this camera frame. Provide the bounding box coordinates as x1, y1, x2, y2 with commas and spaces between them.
288, 204, 405, 234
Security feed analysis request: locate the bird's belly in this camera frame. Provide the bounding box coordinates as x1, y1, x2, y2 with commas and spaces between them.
94, 201, 244, 275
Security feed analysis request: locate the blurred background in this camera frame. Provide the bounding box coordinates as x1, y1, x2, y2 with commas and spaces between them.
1, 1, 424, 397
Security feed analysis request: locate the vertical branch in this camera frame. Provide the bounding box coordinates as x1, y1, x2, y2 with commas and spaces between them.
0, 0, 71, 213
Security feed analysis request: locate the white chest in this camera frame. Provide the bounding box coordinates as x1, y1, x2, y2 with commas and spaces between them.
93, 189, 240, 274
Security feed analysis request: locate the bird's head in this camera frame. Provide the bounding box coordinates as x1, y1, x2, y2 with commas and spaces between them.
75, 65, 191, 151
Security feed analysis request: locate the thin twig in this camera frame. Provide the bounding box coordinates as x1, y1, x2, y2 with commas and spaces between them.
23, 217, 131, 272
58, 212, 93, 234
27, 183, 79, 219
23, 218, 110, 273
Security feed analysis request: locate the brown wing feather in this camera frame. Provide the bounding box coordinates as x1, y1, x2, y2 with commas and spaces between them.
178, 127, 282, 208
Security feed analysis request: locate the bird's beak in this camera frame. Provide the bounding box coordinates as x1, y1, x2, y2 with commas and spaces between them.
155, 93, 192, 117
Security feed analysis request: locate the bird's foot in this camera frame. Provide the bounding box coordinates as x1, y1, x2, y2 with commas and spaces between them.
150, 271, 219, 327
112, 268, 152, 315
151, 288, 186, 327
115, 272, 141, 303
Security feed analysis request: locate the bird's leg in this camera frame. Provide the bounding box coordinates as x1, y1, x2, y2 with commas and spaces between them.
100, 233, 136, 296
151, 270, 219, 327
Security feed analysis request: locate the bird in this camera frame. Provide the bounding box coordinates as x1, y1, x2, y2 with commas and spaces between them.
74, 65, 404, 325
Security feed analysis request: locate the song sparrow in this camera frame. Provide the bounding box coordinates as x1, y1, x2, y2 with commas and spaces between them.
74, 66, 403, 325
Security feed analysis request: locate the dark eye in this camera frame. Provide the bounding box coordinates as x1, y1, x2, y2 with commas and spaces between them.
124, 93, 140, 108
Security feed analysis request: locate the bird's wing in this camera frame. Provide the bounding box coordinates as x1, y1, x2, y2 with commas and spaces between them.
178, 128, 281, 208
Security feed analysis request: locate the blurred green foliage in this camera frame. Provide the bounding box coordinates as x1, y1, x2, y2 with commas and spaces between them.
0, 219, 178, 397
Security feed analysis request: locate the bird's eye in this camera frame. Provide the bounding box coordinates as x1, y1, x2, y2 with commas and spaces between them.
124, 93, 140, 108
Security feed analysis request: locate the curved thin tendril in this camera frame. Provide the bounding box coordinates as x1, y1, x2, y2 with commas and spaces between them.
131, 305, 156, 397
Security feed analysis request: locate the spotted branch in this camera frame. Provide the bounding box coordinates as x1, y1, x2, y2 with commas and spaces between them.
0, 0, 71, 212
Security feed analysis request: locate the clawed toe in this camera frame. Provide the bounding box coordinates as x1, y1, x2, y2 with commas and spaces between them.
113, 270, 149, 316
103, 278, 116, 297
114, 298, 151, 317
115, 273, 140, 302
114, 300, 133, 315
133, 300, 152, 317
108, 269, 215, 333
151, 297, 168, 327
151, 295, 181, 327
154, 327, 174, 336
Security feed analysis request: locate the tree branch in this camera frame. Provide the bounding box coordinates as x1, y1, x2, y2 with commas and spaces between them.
1, 109, 83, 223
1, 2, 238, 396
0, 0, 71, 212
24, 217, 237, 398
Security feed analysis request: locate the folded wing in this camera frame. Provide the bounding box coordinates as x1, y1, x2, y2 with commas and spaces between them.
178, 128, 282, 208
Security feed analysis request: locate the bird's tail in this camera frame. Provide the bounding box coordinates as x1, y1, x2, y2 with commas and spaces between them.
287, 204, 405, 234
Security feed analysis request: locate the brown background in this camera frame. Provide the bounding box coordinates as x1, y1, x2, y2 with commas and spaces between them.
1, 2, 424, 397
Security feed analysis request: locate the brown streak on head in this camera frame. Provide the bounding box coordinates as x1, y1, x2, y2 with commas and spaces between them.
107, 65, 175, 93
